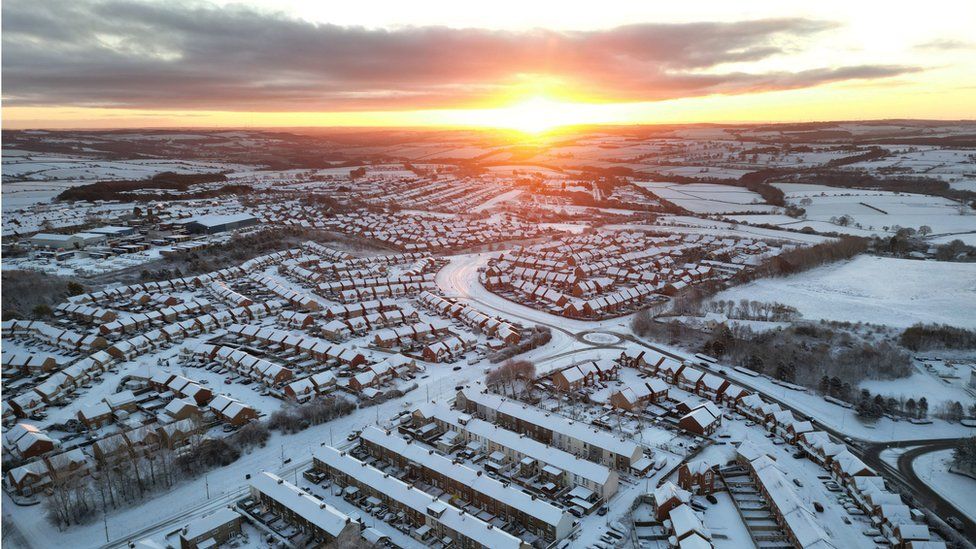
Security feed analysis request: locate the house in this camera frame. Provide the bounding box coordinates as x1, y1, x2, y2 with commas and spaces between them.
92, 433, 133, 463
678, 459, 716, 495
668, 504, 711, 544
313, 446, 528, 549
698, 374, 728, 400
209, 395, 257, 426
609, 377, 668, 411
786, 420, 814, 445
349, 370, 378, 392
551, 365, 591, 392
159, 418, 201, 449
415, 403, 619, 500
45, 448, 90, 483
831, 450, 874, 486
748, 456, 835, 549
718, 384, 750, 408
457, 389, 646, 471
78, 402, 115, 429
6, 462, 49, 496
3, 423, 55, 460
179, 508, 243, 549
892, 524, 934, 549
653, 481, 691, 520
249, 472, 359, 547
163, 398, 202, 422
358, 426, 574, 542
678, 403, 721, 436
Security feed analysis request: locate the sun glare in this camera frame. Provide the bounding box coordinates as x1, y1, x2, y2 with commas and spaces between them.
496, 97, 570, 133
452, 96, 597, 134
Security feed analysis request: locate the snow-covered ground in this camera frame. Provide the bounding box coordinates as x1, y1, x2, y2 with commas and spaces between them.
860, 358, 976, 409
912, 449, 976, 523
711, 255, 976, 329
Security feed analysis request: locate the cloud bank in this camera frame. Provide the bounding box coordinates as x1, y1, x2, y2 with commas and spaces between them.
1, 0, 919, 111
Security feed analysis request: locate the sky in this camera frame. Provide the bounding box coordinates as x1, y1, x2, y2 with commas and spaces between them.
2, 0, 975, 130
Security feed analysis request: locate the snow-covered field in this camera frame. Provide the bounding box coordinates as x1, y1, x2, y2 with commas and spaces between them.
635, 182, 780, 214
711, 255, 976, 328
1, 153, 249, 210
723, 214, 888, 237
775, 183, 976, 235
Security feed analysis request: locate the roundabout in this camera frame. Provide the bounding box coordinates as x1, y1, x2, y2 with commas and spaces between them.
580, 331, 622, 345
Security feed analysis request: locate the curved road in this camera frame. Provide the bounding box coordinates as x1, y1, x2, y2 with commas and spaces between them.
862, 440, 976, 545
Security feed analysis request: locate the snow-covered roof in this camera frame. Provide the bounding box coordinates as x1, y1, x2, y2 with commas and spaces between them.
181, 213, 257, 228
313, 445, 524, 549
250, 472, 350, 537
361, 426, 571, 529
424, 403, 615, 487
181, 508, 241, 541
461, 389, 641, 462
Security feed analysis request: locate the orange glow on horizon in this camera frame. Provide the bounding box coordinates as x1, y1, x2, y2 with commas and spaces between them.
4, 77, 975, 131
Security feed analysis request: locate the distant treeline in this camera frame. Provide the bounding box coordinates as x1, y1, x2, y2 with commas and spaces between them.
743, 236, 869, 280
900, 323, 976, 351
56, 172, 229, 202
824, 146, 888, 167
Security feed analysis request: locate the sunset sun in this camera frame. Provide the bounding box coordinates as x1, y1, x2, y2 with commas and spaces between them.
494, 97, 574, 133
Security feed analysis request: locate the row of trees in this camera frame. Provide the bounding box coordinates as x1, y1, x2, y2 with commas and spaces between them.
56, 172, 230, 202
682, 298, 800, 322
47, 423, 225, 527
899, 323, 976, 351
267, 396, 356, 434
952, 437, 976, 474
486, 360, 536, 399
46, 396, 356, 527
852, 389, 930, 420
743, 236, 869, 280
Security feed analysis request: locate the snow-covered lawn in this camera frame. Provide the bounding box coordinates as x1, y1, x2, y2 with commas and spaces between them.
860, 361, 975, 409
711, 255, 976, 329
912, 449, 976, 523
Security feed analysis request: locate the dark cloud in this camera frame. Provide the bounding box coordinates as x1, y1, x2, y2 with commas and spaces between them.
1, 0, 920, 111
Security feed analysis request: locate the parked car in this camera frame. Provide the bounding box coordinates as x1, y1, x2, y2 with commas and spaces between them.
597, 506, 609, 516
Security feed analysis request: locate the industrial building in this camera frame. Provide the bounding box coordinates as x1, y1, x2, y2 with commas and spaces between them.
181, 213, 259, 234
89, 225, 137, 238
30, 232, 107, 249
